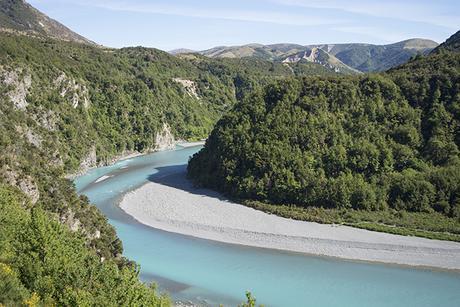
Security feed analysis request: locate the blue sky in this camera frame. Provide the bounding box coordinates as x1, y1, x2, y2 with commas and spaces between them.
29, 0, 460, 51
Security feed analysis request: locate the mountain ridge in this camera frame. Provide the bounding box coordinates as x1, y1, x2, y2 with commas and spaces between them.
432, 30, 460, 54
172, 38, 438, 72
0, 0, 95, 45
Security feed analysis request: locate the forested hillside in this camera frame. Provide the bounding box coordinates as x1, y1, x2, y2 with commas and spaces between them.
0, 29, 306, 304
432, 30, 460, 54
188, 33, 460, 241
1, 0, 457, 303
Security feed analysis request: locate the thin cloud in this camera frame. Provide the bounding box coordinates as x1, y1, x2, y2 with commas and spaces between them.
43, 0, 348, 26
271, 0, 459, 29
333, 26, 413, 43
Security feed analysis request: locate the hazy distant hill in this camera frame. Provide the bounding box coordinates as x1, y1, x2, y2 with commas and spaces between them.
178, 39, 438, 73
169, 48, 197, 55
0, 0, 94, 44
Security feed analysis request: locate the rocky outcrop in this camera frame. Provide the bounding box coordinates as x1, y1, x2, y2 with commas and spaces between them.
172, 78, 200, 99
50, 150, 64, 167
60, 208, 101, 240
282, 48, 360, 74
2, 167, 40, 204
1, 67, 32, 110
68, 123, 175, 178
79, 145, 97, 173
60, 209, 82, 232
155, 122, 175, 151
16, 125, 43, 148
54, 72, 91, 109
35, 109, 57, 131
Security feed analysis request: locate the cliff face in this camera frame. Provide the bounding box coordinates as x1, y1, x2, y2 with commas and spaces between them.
155, 122, 176, 151
2, 168, 40, 204
79, 145, 97, 173
71, 123, 176, 177
1, 67, 31, 110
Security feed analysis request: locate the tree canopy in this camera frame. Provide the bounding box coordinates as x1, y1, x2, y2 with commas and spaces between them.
188, 50, 460, 236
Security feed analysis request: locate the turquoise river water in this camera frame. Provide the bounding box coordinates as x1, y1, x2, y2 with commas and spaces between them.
74, 145, 460, 307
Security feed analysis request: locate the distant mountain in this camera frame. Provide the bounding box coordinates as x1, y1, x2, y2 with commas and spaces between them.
181, 39, 438, 73
169, 48, 196, 55
432, 30, 460, 53
316, 39, 438, 72
0, 0, 94, 45
199, 43, 302, 61
198, 43, 360, 74
281, 47, 360, 74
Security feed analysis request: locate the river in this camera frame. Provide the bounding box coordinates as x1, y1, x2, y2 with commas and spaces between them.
74, 145, 460, 307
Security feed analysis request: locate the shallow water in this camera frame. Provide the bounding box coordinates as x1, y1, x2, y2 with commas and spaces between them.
74, 145, 460, 307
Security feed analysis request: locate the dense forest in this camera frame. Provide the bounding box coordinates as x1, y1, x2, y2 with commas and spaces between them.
0, 29, 335, 305
188, 31, 460, 241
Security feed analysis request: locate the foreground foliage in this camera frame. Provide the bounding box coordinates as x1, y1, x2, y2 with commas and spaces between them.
0, 184, 169, 306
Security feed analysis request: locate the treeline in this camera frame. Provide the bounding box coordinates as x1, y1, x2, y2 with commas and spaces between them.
188, 47, 460, 235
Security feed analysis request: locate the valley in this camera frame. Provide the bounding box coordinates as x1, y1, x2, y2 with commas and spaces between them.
0, 0, 459, 306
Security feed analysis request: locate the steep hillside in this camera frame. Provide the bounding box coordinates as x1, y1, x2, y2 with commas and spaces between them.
432, 30, 460, 53
0, 28, 305, 239
0, 183, 169, 306
0, 0, 94, 44
0, 27, 305, 304
188, 36, 460, 241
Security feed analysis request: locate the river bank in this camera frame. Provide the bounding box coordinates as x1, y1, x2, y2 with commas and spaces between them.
120, 168, 460, 270
76, 145, 460, 307
67, 140, 206, 180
